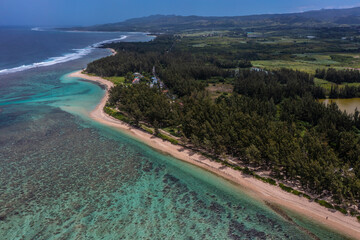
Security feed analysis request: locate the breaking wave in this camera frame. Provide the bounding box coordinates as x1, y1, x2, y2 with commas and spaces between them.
0, 35, 127, 75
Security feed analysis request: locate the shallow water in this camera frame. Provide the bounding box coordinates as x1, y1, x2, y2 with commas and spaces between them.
0, 31, 349, 239
320, 98, 360, 114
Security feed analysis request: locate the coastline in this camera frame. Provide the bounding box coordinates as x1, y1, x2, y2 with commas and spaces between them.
68, 70, 360, 239
107, 48, 117, 56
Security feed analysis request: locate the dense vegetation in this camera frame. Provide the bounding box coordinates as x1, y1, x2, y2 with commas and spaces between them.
234, 69, 325, 103
329, 85, 360, 98
108, 83, 175, 128
315, 68, 360, 98
316, 68, 360, 84
88, 35, 233, 96
87, 32, 360, 213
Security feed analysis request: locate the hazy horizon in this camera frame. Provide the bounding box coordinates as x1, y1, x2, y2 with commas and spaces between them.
1, 0, 360, 27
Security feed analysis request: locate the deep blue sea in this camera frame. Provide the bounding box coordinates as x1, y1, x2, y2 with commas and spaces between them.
0, 27, 348, 239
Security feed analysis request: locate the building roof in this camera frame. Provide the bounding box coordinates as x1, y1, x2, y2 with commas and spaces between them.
132, 77, 140, 83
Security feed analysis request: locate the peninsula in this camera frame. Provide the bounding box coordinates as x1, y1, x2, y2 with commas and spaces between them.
66, 8, 360, 238
4, 2, 360, 239
69, 69, 360, 239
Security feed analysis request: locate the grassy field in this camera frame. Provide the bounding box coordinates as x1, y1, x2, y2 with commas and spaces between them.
314, 78, 334, 90
252, 60, 323, 74
253, 53, 360, 74
175, 28, 360, 75
105, 76, 125, 85
206, 83, 234, 99
314, 77, 360, 96
179, 32, 360, 95
179, 30, 230, 37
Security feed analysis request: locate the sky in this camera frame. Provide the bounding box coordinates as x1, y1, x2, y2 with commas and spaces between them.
0, 0, 360, 27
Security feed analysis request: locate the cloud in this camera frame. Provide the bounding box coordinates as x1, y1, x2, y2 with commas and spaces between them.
297, 5, 317, 12
297, 3, 360, 13
324, 4, 360, 9
337, 4, 360, 9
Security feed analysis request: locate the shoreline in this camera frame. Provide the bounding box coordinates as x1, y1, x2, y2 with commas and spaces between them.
107, 48, 117, 56
68, 70, 360, 239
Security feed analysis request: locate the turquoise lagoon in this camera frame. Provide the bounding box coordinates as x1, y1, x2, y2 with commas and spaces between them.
0, 28, 349, 239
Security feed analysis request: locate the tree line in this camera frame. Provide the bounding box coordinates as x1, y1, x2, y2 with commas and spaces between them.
234, 68, 325, 103
107, 83, 360, 204
329, 85, 360, 98
315, 68, 360, 84
88, 34, 360, 208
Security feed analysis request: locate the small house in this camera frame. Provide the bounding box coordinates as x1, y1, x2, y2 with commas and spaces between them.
133, 72, 144, 78
132, 77, 140, 84
151, 77, 158, 84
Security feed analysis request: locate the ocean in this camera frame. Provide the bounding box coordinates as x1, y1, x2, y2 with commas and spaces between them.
0, 27, 346, 239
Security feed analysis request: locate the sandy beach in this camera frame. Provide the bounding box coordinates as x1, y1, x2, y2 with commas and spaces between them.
108, 48, 117, 56
69, 70, 360, 239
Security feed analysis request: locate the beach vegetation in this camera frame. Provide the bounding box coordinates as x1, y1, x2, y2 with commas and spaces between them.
105, 76, 126, 85
315, 199, 334, 209
141, 125, 154, 134
157, 133, 179, 145
350, 209, 358, 216
302, 194, 311, 200
279, 183, 294, 193
255, 175, 277, 186
104, 106, 132, 124
334, 205, 348, 215
89, 29, 360, 215
162, 127, 181, 137
291, 190, 301, 196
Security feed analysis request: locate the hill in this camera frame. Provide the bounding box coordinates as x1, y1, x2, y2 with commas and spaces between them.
65, 7, 360, 32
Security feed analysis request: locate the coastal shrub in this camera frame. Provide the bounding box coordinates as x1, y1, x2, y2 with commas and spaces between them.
201, 152, 221, 163
142, 125, 154, 134
278, 183, 304, 197
264, 178, 277, 186
238, 169, 277, 186
243, 167, 255, 176
315, 199, 334, 209
357, 216, 360, 222
157, 133, 179, 145
104, 107, 132, 124
256, 176, 277, 186
233, 166, 243, 171
350, 209, 357, 216
291, 190, 301, 196
334, 205, 347, 215
254, 174, 262, 180
104, 106, 117, 116
302, 193, 311, 200
279, 183, 293, 193
163, 127, 181, 137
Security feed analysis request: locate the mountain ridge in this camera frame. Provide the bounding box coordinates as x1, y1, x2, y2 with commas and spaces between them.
65, 7, 360, 32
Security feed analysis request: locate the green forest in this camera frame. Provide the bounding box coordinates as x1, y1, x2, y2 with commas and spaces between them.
86, 32, 360, 216
315, 68, 360, 98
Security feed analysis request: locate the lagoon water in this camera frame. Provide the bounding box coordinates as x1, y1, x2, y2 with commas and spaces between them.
0, 27, 347, 239
320, 98, 360, 114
